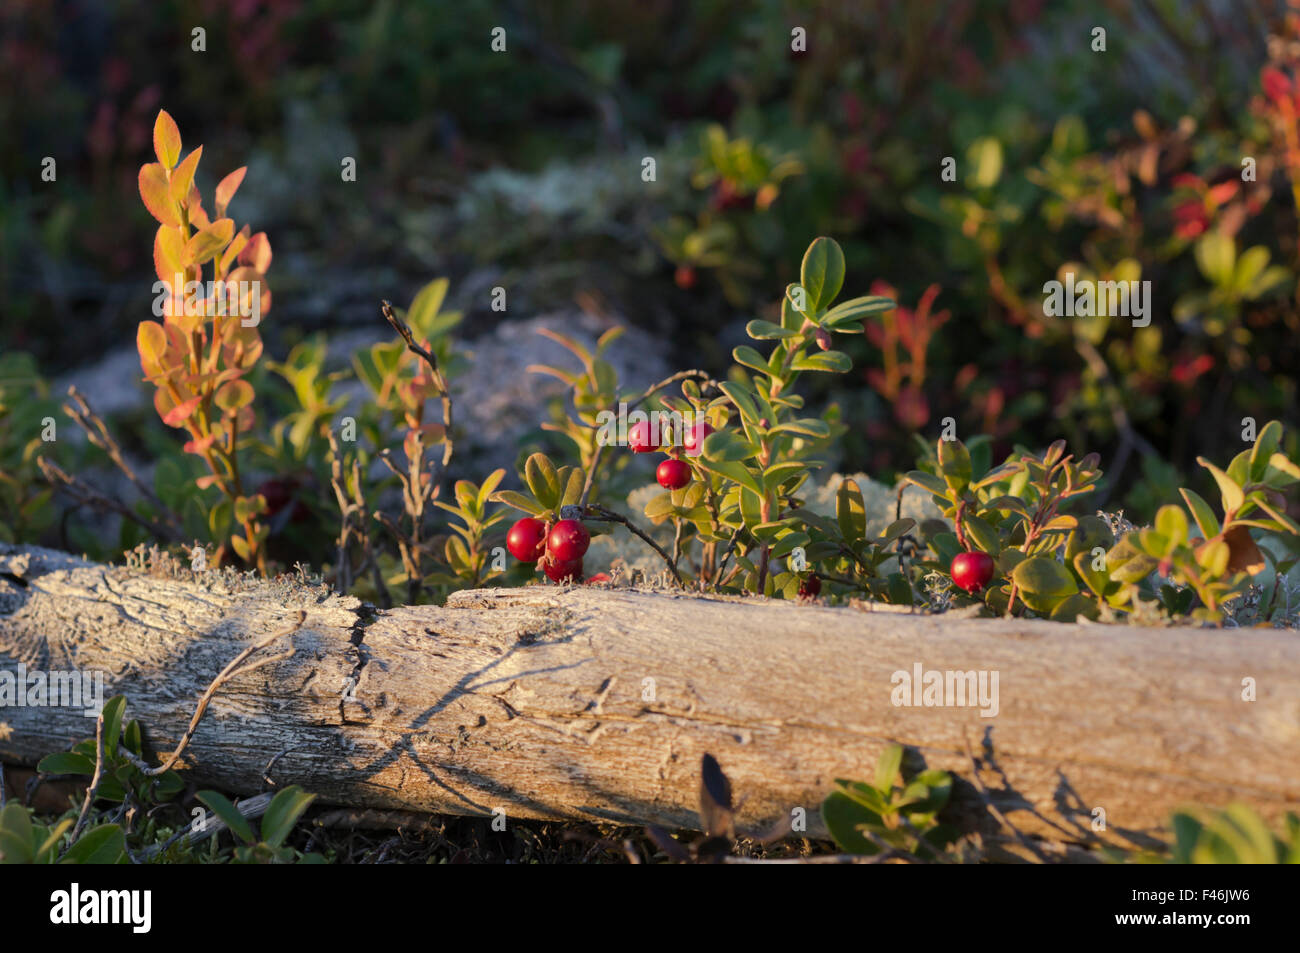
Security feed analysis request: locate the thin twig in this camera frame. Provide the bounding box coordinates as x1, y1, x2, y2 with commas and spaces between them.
382, 299, 454, 467
37, 457, 179, 542
69, 713, 106, 843
123, 613, 306, 776
582, 503, 682, 585
64, 386, 180, 529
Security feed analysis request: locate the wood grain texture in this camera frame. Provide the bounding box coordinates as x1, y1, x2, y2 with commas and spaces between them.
1, 543, 1296, 851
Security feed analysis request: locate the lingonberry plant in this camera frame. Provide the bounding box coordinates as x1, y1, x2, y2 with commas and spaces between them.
904, 421, 1300, 622
136, 110, 272, 570
495, 237, 912, 595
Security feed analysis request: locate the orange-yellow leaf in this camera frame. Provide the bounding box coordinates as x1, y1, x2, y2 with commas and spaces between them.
139, 163, 180, 226
153, 226, 187, 282
238, 231, 272, 273
137, 321, 168, 377
153, 110, 181, 168
169, 146, 203, 205
219, 226, 251, 275
215, 166, 246, 218
184, 218, 235, 265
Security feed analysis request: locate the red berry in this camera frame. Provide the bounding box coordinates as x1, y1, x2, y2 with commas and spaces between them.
547, 519, 590, 561
950, 551, 996, 593
798, 573, 821, 599
674, 265, 696, 290
506, 517, 548, 563
681, 420, 714, 457
628, 419, 660, 454
544, 556, 584, 583
656, 458, 692, 490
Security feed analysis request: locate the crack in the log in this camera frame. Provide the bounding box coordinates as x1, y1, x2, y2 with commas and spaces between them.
340, 603, 380, 726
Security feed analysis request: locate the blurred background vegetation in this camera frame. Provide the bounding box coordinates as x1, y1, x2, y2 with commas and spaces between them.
2, 0, 1298, 561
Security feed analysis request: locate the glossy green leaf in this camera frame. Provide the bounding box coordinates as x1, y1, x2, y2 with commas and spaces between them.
59, 824, 126, 865
1198, 457, 1244, 514
197, 790, 258, 845
790, 350, 852, 373
745, 319, 797, 340
732, 345, 771, 376
492, 490, 546, 516
261, 786, 316, 849
800, 237, 846, 312
38, 751, 96, 776
1179, 488, 1220, 540
1011, 556, 1078, 613
702, 429, 759, 462
524, 453, 560, 510
101, 694, 126, 761
1154, 505, 1189, 548
837, 479, 866, 541
821, 295, 895, 330
904, 470, 948, 497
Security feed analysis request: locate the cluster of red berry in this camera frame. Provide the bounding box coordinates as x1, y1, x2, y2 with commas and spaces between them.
628, 417, 714, 490
506, 516, 591, 582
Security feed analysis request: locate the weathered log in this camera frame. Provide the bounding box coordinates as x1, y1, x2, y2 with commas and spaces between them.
1, 542, 1296, 853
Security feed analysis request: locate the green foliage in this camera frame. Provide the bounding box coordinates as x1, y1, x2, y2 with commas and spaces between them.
821, 744, 956, 859
1108, 420, 1300, 622
2, 695, 322, 864
901, 420, 1300, 622
36, 695, 185, 807
196, 787, 323, 864
0, 352, 56, 542
1130, 805, 1300, 865
0, 803, 122, 865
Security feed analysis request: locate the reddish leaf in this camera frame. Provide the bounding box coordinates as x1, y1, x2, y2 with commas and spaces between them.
1262, 66, 1292, 103
187, 184, 210, 228
215, 167, 246, 218
183, 434, 217, 454
139, 163, 181, 226
238, 231, 272, 273
1206, 181, 1239, 208
153, 110, 181, 168
1223, 525, 1265, 574
162, 395, 202, 428
234, 404, 256, 433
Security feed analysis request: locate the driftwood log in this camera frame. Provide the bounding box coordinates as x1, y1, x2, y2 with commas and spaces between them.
1, 542, 1297, 853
